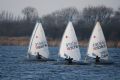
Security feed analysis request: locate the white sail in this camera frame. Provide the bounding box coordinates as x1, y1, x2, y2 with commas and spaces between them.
28, 22, 49, 58
59, 21, 81, 61
87, 22, 108, 60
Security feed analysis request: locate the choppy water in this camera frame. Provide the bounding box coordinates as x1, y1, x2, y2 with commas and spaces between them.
0, 46, 120, 80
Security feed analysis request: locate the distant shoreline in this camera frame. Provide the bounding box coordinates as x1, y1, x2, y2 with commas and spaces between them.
0, 37, 120, 48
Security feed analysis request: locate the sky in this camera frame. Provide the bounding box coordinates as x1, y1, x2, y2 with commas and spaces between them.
0, 0, 120, 16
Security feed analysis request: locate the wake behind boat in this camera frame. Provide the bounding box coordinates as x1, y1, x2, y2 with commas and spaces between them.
54, 59, 90, 65
86, 21, 113, 64
27, 22, 51, 61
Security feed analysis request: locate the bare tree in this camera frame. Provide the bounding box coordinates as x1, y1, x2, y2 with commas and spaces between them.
83, 6, 113, 27
22, 6, 38, 22
0, 11, 15, 22
42, 7, 81, 39
52, 7, 80, 24
114, 7, 120, 22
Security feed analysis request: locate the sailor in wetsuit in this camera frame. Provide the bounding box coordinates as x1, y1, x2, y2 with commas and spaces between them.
95, 56, 100, 63
65, 56, 73, 64
36, 52, 42, 59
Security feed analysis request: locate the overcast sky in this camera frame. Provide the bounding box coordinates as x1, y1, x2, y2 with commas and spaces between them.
0, 0, 120, 16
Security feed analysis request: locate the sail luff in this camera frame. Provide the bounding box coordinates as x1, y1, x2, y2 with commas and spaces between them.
28, 23, 39, 53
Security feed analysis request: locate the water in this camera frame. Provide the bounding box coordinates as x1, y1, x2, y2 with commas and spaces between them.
0, 46, 120, 80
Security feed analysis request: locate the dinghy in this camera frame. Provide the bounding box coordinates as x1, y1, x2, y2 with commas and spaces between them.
58, 21, 82, 64
27, 22, 49, 61
87, 21, 113, 64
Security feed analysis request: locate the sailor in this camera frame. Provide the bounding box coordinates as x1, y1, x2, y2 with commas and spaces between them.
36, 52, 42, 59
95, 56, 100, 63
65, 56, 73, 64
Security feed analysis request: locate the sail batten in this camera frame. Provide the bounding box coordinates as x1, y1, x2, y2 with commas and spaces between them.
59, 21, 81, 61
87, 22, 108, 60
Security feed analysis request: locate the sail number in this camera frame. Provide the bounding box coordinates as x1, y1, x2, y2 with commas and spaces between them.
93, 41, 106, 50
35, 41, 47, 49
66, 42, 79, 50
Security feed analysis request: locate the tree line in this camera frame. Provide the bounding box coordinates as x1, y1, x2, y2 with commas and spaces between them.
0, 6, 120, 41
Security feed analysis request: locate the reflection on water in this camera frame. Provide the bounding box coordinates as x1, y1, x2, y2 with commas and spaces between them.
0, 46, 120, 80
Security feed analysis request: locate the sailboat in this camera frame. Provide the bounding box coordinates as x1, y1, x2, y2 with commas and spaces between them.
27, 22, 49, 60
59, 21, 81, 64
87, 21, 112, 64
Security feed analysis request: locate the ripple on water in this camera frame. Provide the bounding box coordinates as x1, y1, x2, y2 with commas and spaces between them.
0, 46, 120, 80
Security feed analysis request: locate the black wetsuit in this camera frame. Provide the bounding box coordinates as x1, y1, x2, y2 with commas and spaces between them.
36, 53, 42, 59
95, 56, 100, 63
65, 57, 73, 64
